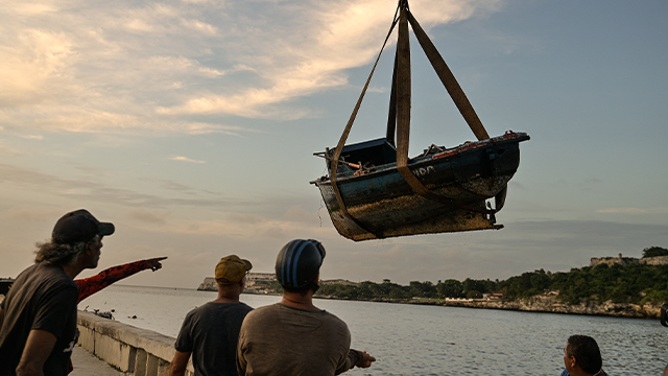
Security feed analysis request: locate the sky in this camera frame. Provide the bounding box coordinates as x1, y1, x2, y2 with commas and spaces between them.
1, 0, 666, 289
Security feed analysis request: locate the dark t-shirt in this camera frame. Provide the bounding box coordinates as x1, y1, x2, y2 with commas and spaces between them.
0, 263, 79, 376
175, 301, 253, 376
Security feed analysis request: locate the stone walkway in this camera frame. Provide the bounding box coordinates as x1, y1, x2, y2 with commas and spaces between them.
70, 345, 124, 376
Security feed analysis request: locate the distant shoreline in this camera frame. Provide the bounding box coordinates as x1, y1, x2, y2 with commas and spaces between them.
313, 294, 663, 320
196, 276, 665, 321
230, 290, 666, 320
3, 288, 658, 321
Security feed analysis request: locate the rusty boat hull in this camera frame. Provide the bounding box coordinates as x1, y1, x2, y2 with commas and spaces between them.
311, 131, 530, 241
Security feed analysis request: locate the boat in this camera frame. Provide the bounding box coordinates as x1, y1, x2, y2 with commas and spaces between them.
311, 0, 529, 241
312, 131, 528, 240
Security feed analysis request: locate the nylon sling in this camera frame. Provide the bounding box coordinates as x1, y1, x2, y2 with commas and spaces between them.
330, 0, 502, 239
329, 5, 401, 238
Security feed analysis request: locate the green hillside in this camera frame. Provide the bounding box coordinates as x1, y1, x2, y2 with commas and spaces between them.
315, 246, 668, 305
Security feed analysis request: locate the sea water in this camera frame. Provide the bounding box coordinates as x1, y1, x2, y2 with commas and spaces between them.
78, 285, 667, 376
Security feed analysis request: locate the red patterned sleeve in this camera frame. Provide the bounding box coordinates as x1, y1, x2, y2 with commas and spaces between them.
76, 260, 149, 302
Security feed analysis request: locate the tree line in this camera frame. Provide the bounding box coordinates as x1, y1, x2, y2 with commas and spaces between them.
310, 246, 668, 305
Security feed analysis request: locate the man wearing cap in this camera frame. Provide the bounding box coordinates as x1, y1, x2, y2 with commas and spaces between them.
236, 239, 375, 376
169, 255, 253, 376
0, 209, 115, 376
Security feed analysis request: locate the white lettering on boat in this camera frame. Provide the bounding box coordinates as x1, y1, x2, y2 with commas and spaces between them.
412, 166, 435, 177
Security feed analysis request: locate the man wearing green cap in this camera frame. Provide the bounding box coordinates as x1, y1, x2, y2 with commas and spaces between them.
169, 255, 254, 376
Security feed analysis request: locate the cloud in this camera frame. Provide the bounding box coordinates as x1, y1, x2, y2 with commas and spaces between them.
17, 134, 44, 140
170, 156, 206, 164
1, 207, 62, 223
147, 179, 204, 195
127, 208, 170, 224
0, 142, 27, 157
0, 162, 233, 210
597, 207, 668, 214
0, 28, 74, 107
283, 205, 316, 224
167, 214, 330, 239
0, 0, 501, 135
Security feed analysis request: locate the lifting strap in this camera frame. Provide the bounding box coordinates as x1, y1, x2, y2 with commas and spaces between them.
394, 3, 499, 215
329, 5, 401, 238
330, 0, 501, 238
406, 9, 489, 141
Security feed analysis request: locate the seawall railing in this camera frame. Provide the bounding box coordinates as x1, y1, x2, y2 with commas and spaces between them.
77, 311, 194, 376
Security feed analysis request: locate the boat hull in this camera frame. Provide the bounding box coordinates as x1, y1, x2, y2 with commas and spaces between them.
313, 132, 529, 241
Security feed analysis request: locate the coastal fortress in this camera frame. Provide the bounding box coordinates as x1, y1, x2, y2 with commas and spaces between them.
197, 273, 357, 293
590, 254, 668, 267
198, 272, 277, 293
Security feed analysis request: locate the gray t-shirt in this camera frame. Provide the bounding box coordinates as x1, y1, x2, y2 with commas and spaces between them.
237, 303, 362, 376
175, 301, 253, 376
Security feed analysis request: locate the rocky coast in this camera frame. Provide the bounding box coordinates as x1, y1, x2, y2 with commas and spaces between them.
381, 294, 664, 320
196, 274, 665, 320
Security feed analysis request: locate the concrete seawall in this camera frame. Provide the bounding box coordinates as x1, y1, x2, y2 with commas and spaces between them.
77, 311, 193, 376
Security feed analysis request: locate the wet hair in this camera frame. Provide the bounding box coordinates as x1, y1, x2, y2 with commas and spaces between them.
567, 335, 602, 374
34, 235, 98, 266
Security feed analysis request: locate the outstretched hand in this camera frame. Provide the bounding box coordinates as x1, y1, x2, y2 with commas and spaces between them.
146, 257, 168, 271
356, 351, 376, 368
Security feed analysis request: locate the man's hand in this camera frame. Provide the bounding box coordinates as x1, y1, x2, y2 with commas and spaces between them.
146, 257, 168, 272
356, 351, 376, 368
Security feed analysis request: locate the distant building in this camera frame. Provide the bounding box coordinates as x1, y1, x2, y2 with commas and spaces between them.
197, 273, 277, 291
590, 254, 668, 268
246, 272, 276, 286
321, 279, 359, 286
483, 291, 505, 300
197, 273, 361, 291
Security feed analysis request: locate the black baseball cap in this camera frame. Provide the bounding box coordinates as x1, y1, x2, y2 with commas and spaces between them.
52, 209, 115, 244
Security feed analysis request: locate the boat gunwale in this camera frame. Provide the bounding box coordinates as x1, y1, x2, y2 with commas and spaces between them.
311, 131, 529, 186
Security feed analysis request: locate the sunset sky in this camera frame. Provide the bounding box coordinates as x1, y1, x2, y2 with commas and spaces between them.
1, 0, 666, 289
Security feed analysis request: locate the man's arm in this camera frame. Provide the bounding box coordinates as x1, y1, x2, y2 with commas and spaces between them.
168, 350, 191, 376
76, 257, 167, 302
236, 332, 248, 376
335, 349, 376, 375
16, 329, 57, 376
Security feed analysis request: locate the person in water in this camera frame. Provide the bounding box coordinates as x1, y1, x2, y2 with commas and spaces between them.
236, 239, 375, 376
169, 255, 253, 376
560, 335, 608, 376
